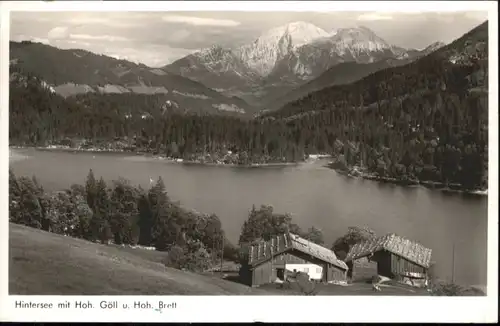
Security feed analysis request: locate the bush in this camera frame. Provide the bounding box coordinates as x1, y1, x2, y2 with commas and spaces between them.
163, 245, 186, 270
296, 272, 317, 296
183, 242, 212, 272
332, 226, 377, 257
163, 240, 213, 273
302, 227, 324, 245
429, 282, 466, 296
281, 271, 317, 295
223, 242, 240, 262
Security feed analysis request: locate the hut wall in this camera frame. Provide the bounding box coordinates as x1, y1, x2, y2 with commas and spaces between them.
345, 250, 430, 287
274, 251, 310, 265
250, 251, 303, 287
375, 251, 393, 277
248, 249, 347, 287
348, 256, 378, 282
327, 263, 348, 282
389, 253, 428, 287
285, 263, 324, 281
286, 249, 347, 282
252, 261, 274, 287
239, 263, 253, 286
390, 253, 426, 275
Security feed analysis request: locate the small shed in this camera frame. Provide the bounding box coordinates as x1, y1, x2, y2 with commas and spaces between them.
345, 233, 432, 287
239, 233, 348, 287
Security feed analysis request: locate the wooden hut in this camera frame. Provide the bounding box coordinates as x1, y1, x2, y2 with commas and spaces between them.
240, 233, 348, 287
345, 233, 432, 287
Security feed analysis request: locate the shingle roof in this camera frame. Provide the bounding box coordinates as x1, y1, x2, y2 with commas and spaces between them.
247, 233, 347, 270
246, 234, 285, 265
345, 233, 432, 268
289, 233, 348, 270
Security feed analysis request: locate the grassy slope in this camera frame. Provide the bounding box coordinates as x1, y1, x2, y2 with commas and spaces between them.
8, 223, 447, 296
9, 223, 267, 295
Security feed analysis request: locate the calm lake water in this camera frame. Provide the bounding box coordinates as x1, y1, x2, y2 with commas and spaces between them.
10, 148, 488, 287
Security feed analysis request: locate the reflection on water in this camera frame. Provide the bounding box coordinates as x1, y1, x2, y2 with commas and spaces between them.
9, 149, 489, 287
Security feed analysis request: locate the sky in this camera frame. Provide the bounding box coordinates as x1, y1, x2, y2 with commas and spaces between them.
10, 11, 488, 68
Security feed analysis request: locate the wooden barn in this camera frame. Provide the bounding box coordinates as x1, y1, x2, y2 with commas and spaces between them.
345, 233, 433, 287
239, 233, 348, 287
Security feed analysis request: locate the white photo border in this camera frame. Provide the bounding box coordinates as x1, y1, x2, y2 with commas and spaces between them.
0, 1, 498, 323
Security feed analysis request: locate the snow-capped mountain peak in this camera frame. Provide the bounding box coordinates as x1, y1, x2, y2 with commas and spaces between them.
198, 44, 227, 57
275, 21, 330, 47
164, 22, 416, 101
187, 44, 258, 79
324, 26, 392, 52
235, 21, 329, 76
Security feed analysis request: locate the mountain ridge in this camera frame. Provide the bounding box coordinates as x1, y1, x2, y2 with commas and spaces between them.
234, 21, 331, 76
165, 22, 444, 107
266, 21, 488, 119
9, 41, 254, 116
264, 39, 447, 112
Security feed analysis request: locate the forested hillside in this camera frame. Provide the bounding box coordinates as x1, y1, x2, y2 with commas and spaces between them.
263, 21, 489, 191
9, 41, 253, 116
266, 57, 415, 112
9, 68, 308, 164
9, 22, 489, 191
265, 41, 447, 112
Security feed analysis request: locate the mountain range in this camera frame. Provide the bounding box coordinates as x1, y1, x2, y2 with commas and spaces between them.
164, 22, 446, 107
10, 22, 449, 116
263, 41, 446, 113
265, 21, 488, 121
9, 41, 252, 116
9, 21, 489, 191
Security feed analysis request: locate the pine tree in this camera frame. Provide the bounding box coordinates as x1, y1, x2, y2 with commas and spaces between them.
85, 169, 98, 211
109, 178, 139, 245
137, 189, 153, 246
14, 177, 44, 229
72, 194, 93, 239
90, 177, 111, 242
9, 169, 22, 223
149, 177, 171, 249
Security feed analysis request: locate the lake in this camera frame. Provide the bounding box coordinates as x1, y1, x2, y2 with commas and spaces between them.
9, 148, 488, 287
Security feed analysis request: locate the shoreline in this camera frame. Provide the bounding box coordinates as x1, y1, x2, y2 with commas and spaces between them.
9, 148, 31, 163
11, 146, 488, 196
9, 146, 302, 169
326, 163, 488, 196
180, 160, 300, 168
